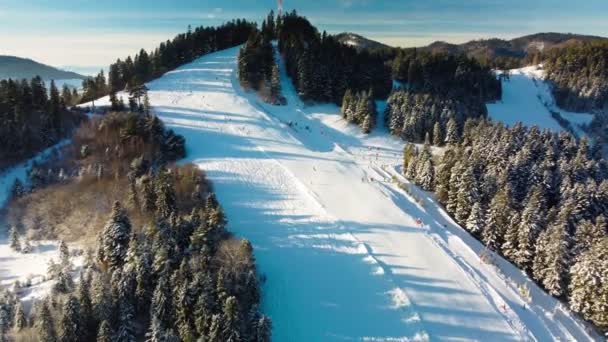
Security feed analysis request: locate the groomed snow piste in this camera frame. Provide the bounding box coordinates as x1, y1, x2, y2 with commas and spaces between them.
487, 66, 594, 135
72, 47, 601, 341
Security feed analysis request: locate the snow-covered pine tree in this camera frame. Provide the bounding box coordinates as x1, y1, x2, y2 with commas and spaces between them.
515, 186, 546, 270
155, 169, 177, 219
569, 237, 608, 329
502, 212, 521, 262
445, 117, 459, 145
151, 275, 174, 329
59, 240, 71, 270
533, 219, 571, 296
222, 296, 241, 342
341, 89, 353, 119
455, 166, 478, 224
465, 202, 485, 235
572, 217, 604, 257
362, 114, 372, 134
483, 189, 510, 252
77, 271, 95, 341
13, 301, 27, 332
96, 320, 113, 342
446, 162, 463, 215
98, 201, 132, 269
53, 268, 74, 294
9, 226, 20, 252
432, 122, 443, 146
59, 296, 82, 342
115, 302, 136, 342
0, 308, 9, 340
417, 158, 435, 191
36, 302, 57, 342
270, 63, 281, 103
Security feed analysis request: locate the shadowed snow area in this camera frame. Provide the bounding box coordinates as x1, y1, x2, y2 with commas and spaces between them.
77, 47, 599, 341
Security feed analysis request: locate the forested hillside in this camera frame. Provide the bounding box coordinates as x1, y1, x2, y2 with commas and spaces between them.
544, 42, 608, 113
384, 49, 500, 143
237, 16, 285, 105
0, 56, 85, 80
3, 110, 270, 341
278, 11, 392, 104
80, 20, 257, 104
0, 77, 84, 170
405, 119, 608, 330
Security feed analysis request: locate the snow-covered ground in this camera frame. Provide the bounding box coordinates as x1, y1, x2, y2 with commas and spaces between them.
0, 141, 82, 310
487, 66, 594, 136
80, 48, 601, 340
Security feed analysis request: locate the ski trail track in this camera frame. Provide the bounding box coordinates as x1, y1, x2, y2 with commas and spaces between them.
138, 46, 599, 341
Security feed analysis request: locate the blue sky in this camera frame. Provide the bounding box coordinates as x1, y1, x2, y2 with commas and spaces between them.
1, 0, 607, 71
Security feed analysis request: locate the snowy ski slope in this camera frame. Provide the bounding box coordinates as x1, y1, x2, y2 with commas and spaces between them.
487, 66, 594, 135
79, 47, 600, 341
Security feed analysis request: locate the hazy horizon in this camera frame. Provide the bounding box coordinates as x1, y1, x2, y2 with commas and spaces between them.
1, 0, 607, 70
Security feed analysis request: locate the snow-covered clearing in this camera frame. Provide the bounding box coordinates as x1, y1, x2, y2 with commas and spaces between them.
487, 66, 594, 135
0, 142, 82, 310
80, 48, 600, 340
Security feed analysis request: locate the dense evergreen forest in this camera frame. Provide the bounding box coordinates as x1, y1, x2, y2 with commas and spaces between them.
404, 119, 608, 330
278, 11, 392, 104
0, 77, 84, 170
385, 48, 501, 144
238, 15, 285, 105
544, 42, 608, 113
80, 20, 258, 104
341, 89, 377, 133
390, 50, 502, 101
3, 110, 270, 341
384, 91, 488, 144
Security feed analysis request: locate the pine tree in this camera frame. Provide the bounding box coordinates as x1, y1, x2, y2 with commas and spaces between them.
59, 296, 82, 342
455, 166, 478, 224
417, 158, 435, 191
96, 320, 113, 342
10, 178, 25, 199
151, 275, 174, 329
466, 202, 485, 235
0, 308, 9, 341
533, 221, 570, 297
36, 302, 57, 342
445, 118, 459, 145
222, 296, 241, 342
155, 169, 176, 219
515, 187, 546, 270
569, 237, 608, 328
362, 114, 372, 134
78, 271, 95, 341
341, 89, 353, 119
573, 217, 605, 257
13, 301, 27, 333
98, 201, 132, 269
59, 240, 71, 269
502, 212, 521, 262
9, 226, 20, 252
483, 189, 509, 252
115, 302, 136, 342
432, 122, 443, 146
270, 63, 282, 103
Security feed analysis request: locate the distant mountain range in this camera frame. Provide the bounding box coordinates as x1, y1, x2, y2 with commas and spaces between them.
0, 56, 86, 80
335, 32, 391, 51
336, 32, 608, 60
423, 33, 608, 59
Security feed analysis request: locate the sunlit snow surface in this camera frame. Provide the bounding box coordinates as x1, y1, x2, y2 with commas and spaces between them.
77, 48, 600, 341
487, 66, 594, 135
